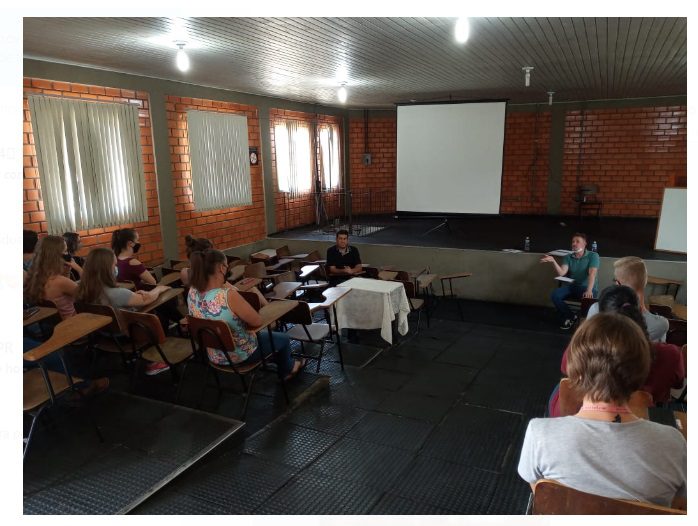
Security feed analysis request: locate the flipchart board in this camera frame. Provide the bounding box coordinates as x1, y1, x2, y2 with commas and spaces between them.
654, 188, 687, 253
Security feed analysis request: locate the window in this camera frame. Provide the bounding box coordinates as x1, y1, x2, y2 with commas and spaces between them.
28, 95, 148, 234
187, 110, 252, 211
274, 120, 313, 196
318, 123, 341, 189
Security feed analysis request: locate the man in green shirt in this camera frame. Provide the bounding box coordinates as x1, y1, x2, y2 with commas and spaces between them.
540, 232, 600, 330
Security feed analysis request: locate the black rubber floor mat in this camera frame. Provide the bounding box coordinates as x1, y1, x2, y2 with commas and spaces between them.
326, 381, 393, 410
376, 391, 455, 423
24, 391, 244, 514
134, 491, 230, 515
436, 335, 500, 368
255, 469, 382, 514
399, 362, 478, 399
347, 411, 434, 451
368, 354, 426, 375
370, 493, 454, 514
175, 452, 297, 513
343, 366, 413, 391
285, 402, 368, 436
243, 422, 338, 469
421, 404, 524, 473
310, 437, 415, 491
389, 455, 498, 514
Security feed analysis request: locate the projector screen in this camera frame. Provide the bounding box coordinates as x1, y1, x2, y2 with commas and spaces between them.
396, 101, 507, 214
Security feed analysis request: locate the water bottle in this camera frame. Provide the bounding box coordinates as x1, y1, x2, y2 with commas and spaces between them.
591, 240, 598, 252
524, 236, 530, 252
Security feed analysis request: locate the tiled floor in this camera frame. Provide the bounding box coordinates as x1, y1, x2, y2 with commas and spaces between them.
132, 300, 570, 514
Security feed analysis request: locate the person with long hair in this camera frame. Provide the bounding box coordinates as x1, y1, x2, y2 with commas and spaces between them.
180, 234, 214, 287
63, 231, 85, 281
187, 249, 304, 380
519, 313, 686, 508
78, 247, 172, 375
548, 285, 685, 416
111, 228, 156, 290
24, 235, 78, 319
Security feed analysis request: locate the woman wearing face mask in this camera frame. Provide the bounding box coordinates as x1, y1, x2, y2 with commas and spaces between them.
187, 249, 305, 380
24, 235, 78, 319
111, 228, 157, 290
62, 232, 84, 281
78, 247, 172, 375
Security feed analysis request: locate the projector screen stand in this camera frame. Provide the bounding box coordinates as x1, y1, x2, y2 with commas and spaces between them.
421, 217, 451, 236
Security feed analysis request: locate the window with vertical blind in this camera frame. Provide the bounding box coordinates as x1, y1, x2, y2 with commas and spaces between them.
28, 95, 148, 234
187, 110, 253, 211
274, 118, 342, 195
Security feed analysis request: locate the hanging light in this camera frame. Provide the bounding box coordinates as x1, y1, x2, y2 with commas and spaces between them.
455, 18, 470, 44
175, 42, 190, 72
522, 66, 534, 87
338, 84, 347, 104
548, 91, 555, 106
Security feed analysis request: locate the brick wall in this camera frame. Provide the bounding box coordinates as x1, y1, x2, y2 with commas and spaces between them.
561, 106, 687, 217
23, 78, 163, 265
500, 110, 552, 214
269, 109, 342, 231
166, 96, 266, 258
348, 116, 396, 214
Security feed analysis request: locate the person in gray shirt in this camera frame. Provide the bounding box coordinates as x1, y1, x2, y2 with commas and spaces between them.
586, 256, 669, 342
519, 313, 686, 509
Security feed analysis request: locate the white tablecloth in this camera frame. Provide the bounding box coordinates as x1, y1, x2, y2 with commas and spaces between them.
336, 277, 411, 344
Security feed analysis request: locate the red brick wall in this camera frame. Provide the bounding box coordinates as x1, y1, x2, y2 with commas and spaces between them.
348, 116, 396, 214
269, 109, 342, 231
500, 111, 552, 214
23, 78, 163, 265
166, 96, 266, 258
561, 106, 687, 217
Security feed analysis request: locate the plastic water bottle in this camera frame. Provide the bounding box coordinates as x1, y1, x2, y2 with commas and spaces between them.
524, 236, 530, 252
591, 240, 598, 252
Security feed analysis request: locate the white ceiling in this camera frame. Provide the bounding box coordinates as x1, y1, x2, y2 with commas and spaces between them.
23, 17, 687, 108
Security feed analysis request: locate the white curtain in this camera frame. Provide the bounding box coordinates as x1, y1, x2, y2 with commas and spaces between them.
274, 120, 313, 197
28, 95, 147, 234
319, 124, 341, 190
187, 110, 252, 211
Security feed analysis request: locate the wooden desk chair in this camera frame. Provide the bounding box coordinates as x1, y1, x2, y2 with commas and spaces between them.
243, 262, 283, 292
297, 264, 329, 298
119, 310, 195, 399
74, 302, 131, 372
280, 301, 331, 374
239, 290, 262, 311
667, 319, 687, 347
573, 183, 603, 219
439, 272, 472, 321
265, 281, 303, 301
226, 255, 242, 266
675, 345, 687, 403
362, 266, 379, 279
187, 316, 271, 419
276, 245, 291, 258
251, 252, 278, 265
647, 276, 683, 302
306, 287, 350, 371
170, 258, 186, 269
531, 479, 685, 515
398, 279, 428, 334
23, 313, 110, 460
649, 303, 673, 318
302, 250, 323, 263
558, 378, 653, 418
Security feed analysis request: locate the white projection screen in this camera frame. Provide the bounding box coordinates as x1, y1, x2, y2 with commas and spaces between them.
396, 101, 507, 214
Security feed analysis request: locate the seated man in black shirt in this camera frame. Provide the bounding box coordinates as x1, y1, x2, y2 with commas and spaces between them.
326, 229, 362, 287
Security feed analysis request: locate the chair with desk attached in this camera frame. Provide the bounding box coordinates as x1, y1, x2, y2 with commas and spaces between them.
573, 184, 603, 219
74, 302, 132, 373
530, 479, 685, 515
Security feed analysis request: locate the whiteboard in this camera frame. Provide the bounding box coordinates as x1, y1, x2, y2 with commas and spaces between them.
654, 188, 687, 253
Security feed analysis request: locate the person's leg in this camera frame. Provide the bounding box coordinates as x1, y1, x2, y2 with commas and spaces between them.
256, 330, 295, 378
551, 285, 574, 321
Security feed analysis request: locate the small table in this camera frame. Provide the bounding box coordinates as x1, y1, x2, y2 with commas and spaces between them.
336, 277, 410, 344
265, 282, 302, 301
139, 288, 184, 314
23, 313, 112, 362
23, 307, 59, 327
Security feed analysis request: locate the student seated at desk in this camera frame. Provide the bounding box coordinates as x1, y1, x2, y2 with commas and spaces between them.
112, 228, 156, 290
519, 313, 686, 509
63, 231, 85, 281
77, 248, 172, 376
24, 235, 78, 319
326, 229, 362, 287
180, 234, 213, 287
548, 285, 685, 417
187, 249, 303, 380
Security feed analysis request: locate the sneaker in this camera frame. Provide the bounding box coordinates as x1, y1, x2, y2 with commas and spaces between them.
560, 318, 574, 330
145, 361, 170, 376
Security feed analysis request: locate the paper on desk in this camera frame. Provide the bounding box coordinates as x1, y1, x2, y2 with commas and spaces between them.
548, 249, 573, 256
555, 276, 574, 283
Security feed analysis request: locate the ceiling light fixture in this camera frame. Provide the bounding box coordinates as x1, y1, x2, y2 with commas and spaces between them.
455, 17, 470, 44
175, 41, 190, 72
337, 84, 348, 104
522, 66, 534, 87
547, 91, 555, 106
